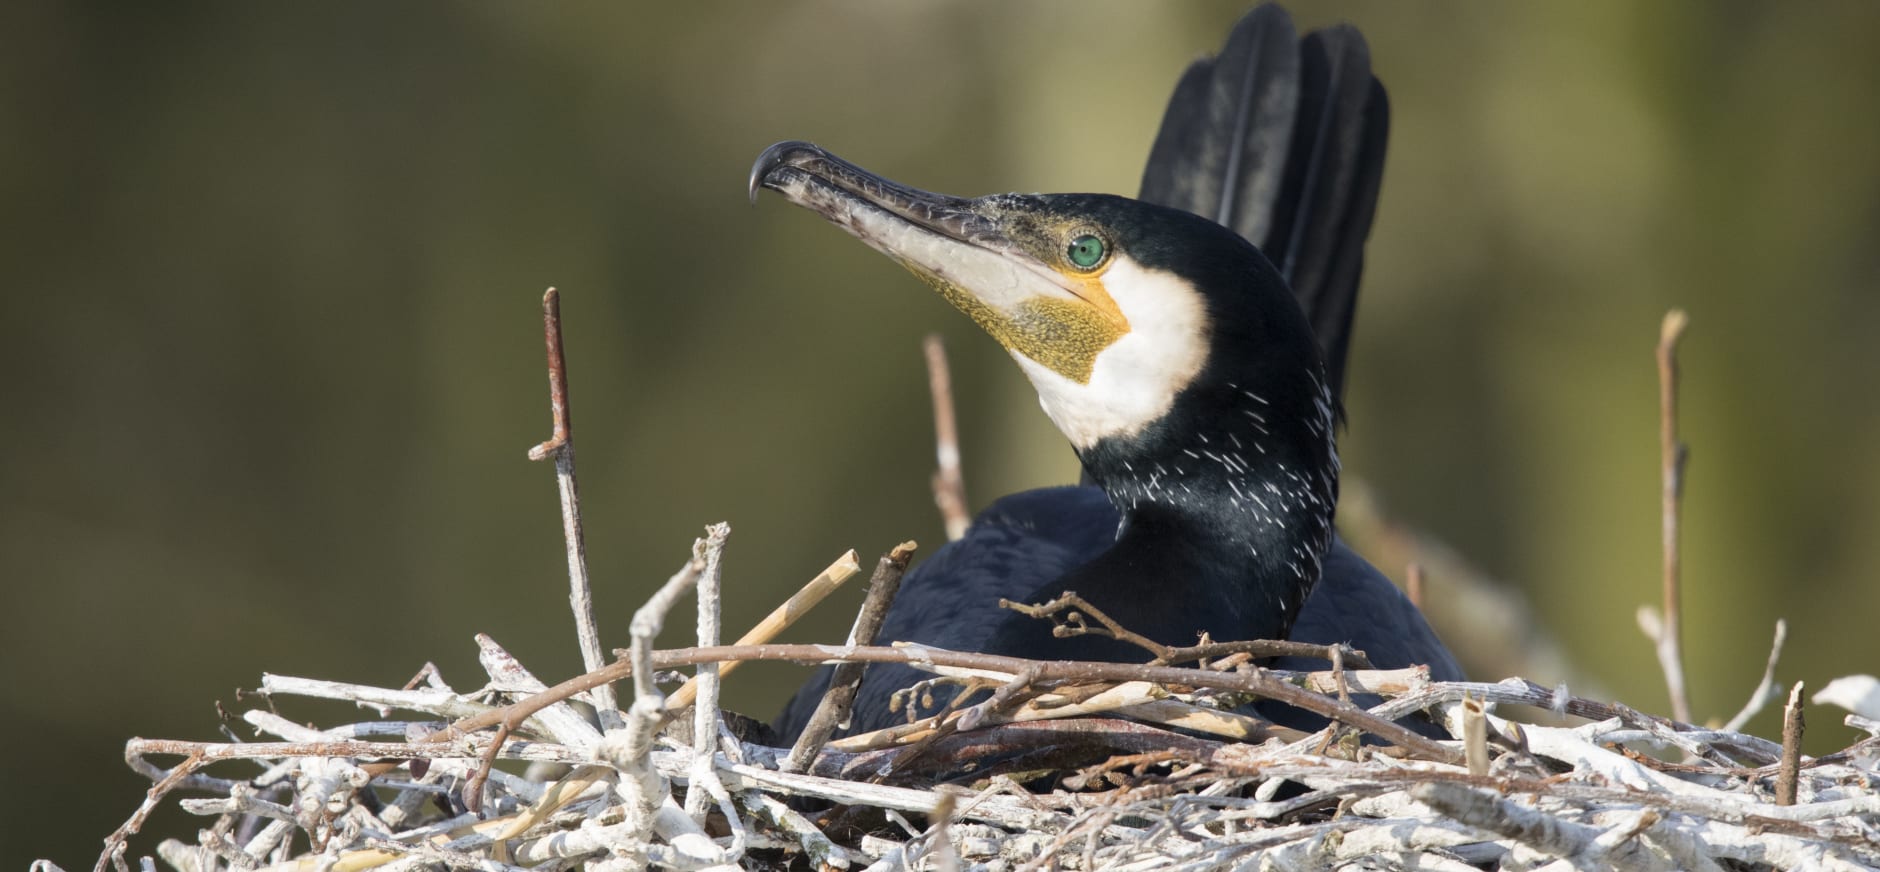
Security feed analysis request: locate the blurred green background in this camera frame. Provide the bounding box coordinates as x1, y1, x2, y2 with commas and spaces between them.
7, 1, 1879, 867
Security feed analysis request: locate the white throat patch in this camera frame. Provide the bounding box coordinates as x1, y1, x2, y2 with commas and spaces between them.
1009, 255, 1210, 449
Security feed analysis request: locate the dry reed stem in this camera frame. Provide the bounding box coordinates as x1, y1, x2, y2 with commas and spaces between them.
1653, 308, 1692, 724
665, 548, 862, 712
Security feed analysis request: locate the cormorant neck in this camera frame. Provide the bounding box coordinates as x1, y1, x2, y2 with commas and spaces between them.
1072, 365, 1339, 645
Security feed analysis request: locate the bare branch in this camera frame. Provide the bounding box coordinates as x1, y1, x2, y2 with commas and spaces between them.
785, 541, 918, 772
95, 750, 204, 872
683, 524, 732, 820
524, 288, 616, 724
1002, 591, 1374, 669
1653, 308, 1692, 724
1777, 680, 1806, 806
1724, 619, 1788, 733
924, 334, 970, 541
651, 643, 1459, 764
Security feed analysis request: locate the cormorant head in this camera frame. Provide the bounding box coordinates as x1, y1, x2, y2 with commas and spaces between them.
750, 141, 1325, 461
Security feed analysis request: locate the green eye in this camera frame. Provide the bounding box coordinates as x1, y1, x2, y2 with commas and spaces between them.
1066, 234, 1106, 269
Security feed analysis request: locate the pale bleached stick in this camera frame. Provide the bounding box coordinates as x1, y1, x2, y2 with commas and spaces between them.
474, 633, 602, 750
602, 543, 740, 871
1724, 619, 1788, 733
685, 523, 731, 820
1410, 783, 1666, 872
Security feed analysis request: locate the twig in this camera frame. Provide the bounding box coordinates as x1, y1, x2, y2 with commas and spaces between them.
1003, 592, 1373, 668
741, 791, 852, 870
348, 551, 867, 784
524, 288, 617, 725
825, 676, 1322, 751
1652, 309, 1692, 724
467, 549, 703, 813
785, 541, 918, 772
96, 750, 205, 872
684, 524, 731, 820
1724, 619, 1788, 732
651, 643, 1461, 763
665, 549, 862, 712
1377, 677, 1784, 769
1405, 562, 1424, 611
120, 649, 1880, 872
1777, 680, 1805, 806
951, 665, 1048, 735
595, 544, 742, 870
129, 737, 495, 764
924, 334, 970, 541
1461, 697, 1488, 777
474, 634, 602, 749
632, 554, 705, 701
1411, 782, 1610, 866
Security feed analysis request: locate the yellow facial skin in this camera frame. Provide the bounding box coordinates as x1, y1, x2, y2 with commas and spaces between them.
909, 216, 1132, 384
748, 142, 1136, 383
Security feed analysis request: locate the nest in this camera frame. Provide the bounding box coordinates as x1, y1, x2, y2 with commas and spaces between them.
63, 297, 1880, 872
73, 550, 1880, 872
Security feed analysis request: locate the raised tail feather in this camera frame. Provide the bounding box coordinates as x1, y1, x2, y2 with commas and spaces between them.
1139, 4, 1388, 402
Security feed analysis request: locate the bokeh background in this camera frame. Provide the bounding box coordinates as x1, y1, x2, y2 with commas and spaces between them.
7, 1, 1879, 867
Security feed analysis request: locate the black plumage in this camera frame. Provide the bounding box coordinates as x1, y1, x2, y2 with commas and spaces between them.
763, 5, 1460, 743
1140, 5, 1387, 405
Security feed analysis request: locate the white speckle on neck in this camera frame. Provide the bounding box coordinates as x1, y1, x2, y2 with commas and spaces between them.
1009, 255, 1209, 449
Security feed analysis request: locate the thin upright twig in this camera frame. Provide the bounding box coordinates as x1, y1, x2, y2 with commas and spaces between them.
1404, 562, 1425, 611
924, 334, 970, 541
525, 288, 617, 724
685, 524, 731, 819
1724, 619, 1788, 733
1653, 309, 1693, 724
786, 541, 919, 772
1777, 681, 1805, 806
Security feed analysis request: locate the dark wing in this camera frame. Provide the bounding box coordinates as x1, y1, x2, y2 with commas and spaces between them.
1267, 536, 1461, 738
771, 487, 1118, 740
1282, 536, 1463, 682
1139, 5, 1389, 400
772, 506, 1461, 740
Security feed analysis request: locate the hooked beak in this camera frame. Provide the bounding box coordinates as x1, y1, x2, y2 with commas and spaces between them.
749, 140, 1016, 265
749, 141, 1128, 383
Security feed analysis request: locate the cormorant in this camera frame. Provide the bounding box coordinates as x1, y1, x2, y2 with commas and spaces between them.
758, 5, 1461, 741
